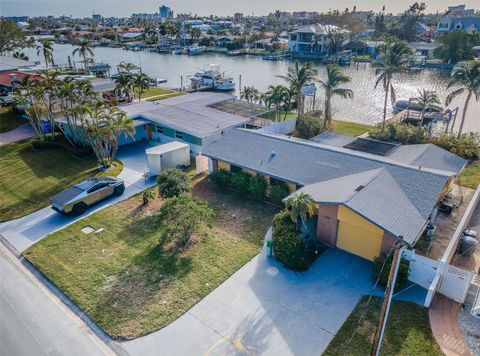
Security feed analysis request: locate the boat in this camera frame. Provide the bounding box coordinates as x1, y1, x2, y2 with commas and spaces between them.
338, 50, 352, 64
188, 46, 206, 55
173, 47, 188, 55
262, 52, 288, 61
188, 64, 235, 91
393, 99, 443, 114
149, 77, 168, 86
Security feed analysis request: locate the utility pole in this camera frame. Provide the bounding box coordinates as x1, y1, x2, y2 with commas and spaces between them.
371, 243, 404, 356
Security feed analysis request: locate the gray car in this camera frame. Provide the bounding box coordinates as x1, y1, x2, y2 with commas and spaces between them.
51, 176, 125, 215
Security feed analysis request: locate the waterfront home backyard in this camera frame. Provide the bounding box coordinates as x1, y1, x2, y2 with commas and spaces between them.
0, 139, 122, 222
23, 178, 277, 339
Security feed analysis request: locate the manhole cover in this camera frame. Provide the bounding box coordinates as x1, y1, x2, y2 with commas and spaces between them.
81, 226, 95, 234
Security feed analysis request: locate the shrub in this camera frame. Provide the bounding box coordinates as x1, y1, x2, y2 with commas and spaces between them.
268, 182, 290, 204
157, 169, 191, 198
209, 169, 232, 187
231, 171, 251, 194
296, 115, 323, 139
272, 210, 297, 237
248, 174, 267, 200
273, 231, 323, 270
433, 132, 479, 160
369, 123, 426, 144
373, 252, 410, 290
142, 190, 156, 205
157, 194, 215, 251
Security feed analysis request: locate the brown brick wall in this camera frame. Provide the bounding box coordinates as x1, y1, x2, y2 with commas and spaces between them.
380, 231, 397, 254
316, 204, 339, 247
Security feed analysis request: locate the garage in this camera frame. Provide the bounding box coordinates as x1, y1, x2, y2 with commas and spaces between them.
336, 205, 384, 261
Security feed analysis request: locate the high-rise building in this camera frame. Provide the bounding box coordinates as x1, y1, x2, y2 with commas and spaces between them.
159, 5, 173, 19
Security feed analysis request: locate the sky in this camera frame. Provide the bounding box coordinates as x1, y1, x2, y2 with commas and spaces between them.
1, 0, 479, 18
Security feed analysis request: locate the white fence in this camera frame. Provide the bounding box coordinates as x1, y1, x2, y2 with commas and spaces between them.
259, 118, 297, 135
403, 250, 438, 289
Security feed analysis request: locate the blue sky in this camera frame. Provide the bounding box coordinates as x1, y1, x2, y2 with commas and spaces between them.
1, 0, 478, 17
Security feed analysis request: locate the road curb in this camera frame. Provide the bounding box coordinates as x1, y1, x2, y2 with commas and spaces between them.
0, 234, 129, 356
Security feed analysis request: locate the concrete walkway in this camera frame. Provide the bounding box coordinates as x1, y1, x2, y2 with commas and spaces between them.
124, 248, 427, 356
0, 141, 155, 253
429, 295, 474, 356
0, 123, 35, 145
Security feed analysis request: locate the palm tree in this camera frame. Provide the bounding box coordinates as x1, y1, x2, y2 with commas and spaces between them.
13, 51, 29, 60
36, 39, 54, 67
190, 27, 202, 42
72, 40, 94, 72
318, 65, 354, 128
413, 89, 441, 141
240, 86, 260, 103
114, 72, 134, 101
265, 85, 288, 121
117, 61, 139, 74
278, 61, 318, 120
133, 73, 150, 99
445, 62, 480, 137
281, 86, 297, 120
372, 39, 412, 129
284, 193, 317, 231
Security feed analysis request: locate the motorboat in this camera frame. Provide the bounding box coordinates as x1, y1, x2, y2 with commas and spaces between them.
188, 46, 206, 55
188, 64, 235, 91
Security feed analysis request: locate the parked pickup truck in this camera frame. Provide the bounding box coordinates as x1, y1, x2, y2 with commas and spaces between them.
50, 176, 125, 215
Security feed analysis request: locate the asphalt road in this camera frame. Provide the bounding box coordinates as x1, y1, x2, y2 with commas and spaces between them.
0, 244, 115, 356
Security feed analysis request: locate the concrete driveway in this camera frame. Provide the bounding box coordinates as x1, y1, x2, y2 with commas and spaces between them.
0, 141, 155, 253
123, 249, 373, 356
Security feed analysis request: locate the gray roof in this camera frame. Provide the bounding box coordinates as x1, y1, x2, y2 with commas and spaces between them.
290, 24, 347, 35
311, 132, 467, 174
118, 92, 254, 138
203, 129, 455, 245
0, 56, 38, 72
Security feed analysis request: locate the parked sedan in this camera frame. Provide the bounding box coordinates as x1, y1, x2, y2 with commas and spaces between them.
51, 176, 125, 215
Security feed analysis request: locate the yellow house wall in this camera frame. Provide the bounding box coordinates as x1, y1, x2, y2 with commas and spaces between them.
336, 205, 384, 261
437, 177, 454, 204
287, 183, 297, 193
218, 161, 230, 171
242, 168, 257, 176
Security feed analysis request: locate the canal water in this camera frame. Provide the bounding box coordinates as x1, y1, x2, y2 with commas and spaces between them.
25, 44, 479, 133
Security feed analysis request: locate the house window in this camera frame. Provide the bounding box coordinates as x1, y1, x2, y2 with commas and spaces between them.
269, 177, 284, 186
230, 164, 242, 173
174, 131, 184, 140
156, 125, 164, 133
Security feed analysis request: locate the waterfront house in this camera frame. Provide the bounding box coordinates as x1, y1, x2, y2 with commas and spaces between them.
436, 16, 480, 35
288, 24, 347, 59
203, 129, 466, 261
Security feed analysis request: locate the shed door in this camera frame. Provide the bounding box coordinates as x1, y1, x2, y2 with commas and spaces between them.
337, 221, 383, 261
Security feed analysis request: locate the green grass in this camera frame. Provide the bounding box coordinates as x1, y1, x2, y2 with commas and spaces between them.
330, 120, 372, 136
457, 160, 480, 189
145, 92, 184, 102
138, 87, 178, 99
0, 107, 26, 133
23, 179, 278, 339
323, 296, 442, 356
0, 139, 123, 221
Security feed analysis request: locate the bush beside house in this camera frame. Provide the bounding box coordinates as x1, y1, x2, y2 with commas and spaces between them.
373, 252, 410, 289
157, 169, 192, 198
268, 182, 290, 204
209, 169, 267, 200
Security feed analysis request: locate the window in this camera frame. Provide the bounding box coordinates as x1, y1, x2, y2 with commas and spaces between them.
269, 177, 284, 186
175, 131, 184, 139
230, 164, 242, 173
156, 125, 164, 133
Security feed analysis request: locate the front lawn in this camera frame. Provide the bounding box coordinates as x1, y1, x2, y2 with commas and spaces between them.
457, 161, 480, 189
138, 87, 179, 99
23, 179, 277, 339
0, 107, 26, 133
330, 120, 372, 136
323, 296, 442, 356
0, 139, 123, 221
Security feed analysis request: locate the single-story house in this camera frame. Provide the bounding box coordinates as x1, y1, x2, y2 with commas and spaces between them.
202, 129, 467, 261
60, 92, 273, 154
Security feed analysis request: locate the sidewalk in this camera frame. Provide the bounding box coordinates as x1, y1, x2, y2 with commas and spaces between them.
429, 294, 473, 356
0, 123, 35, 145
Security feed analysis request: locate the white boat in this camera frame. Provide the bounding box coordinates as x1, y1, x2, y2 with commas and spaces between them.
188, 46, 206, 55
188, 64, 235, 91
338, 50, 352, 64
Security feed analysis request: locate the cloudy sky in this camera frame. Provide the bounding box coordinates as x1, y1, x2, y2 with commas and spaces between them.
1, 0, 478, 17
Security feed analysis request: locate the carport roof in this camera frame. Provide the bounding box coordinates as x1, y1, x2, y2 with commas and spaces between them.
119, 92, 265, 138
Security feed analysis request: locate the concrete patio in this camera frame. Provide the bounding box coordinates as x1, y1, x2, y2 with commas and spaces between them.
124, 248, 427, 356
0, 141, 155, 253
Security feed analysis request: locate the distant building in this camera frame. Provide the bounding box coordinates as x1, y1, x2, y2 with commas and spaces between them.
233, 13, 243, 21
131, 13, 159, 21
159, 5, 173, 19
447, 5, 476, 17
92, 14, 102, 21
288, 24, 347, 59
436, 16, 480, 35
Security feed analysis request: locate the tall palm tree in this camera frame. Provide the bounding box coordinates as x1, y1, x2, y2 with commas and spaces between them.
133, 72, 150, 99
114, 72, 134, 101
445, 62, 480, 137
281, 86, 297, 120
117, 61, 139, 74
72, 40, 94, 71
189, 27, 202, 42
318, 64, 354, 128
36, 39, 54, 67
413, 89, 441, 141
240, 86, 260, 103
13, 51, 29, 60
372, 39, 413, 129
277, 61, 318, 120
284, 193, 317, 231
265, 85, 288, 121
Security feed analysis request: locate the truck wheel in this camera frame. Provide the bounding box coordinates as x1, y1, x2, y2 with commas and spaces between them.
72, 202, 88, 215
114, 184, 125, 196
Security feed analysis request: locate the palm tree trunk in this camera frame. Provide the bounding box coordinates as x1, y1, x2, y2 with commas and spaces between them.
457, 90, 472, 138
416, 109, 425, 143
324, 91, 331, 129
382, 85, 389, 130
297, 91, 303, 120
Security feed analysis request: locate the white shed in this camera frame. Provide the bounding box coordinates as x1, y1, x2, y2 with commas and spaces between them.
145, 142, 190, 176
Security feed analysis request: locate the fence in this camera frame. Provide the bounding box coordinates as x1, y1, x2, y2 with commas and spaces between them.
259, 118, 297, 135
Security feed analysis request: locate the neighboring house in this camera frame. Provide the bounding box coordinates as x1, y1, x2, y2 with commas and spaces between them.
416, 22, 433, 38
288, 24, 347, 59
0, 70, 40, 94
436, 16, 480, 35
59, 92, 272, 154
255, 38, 289, 50
203, 129, 467, 262
410, 42, 439, 59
